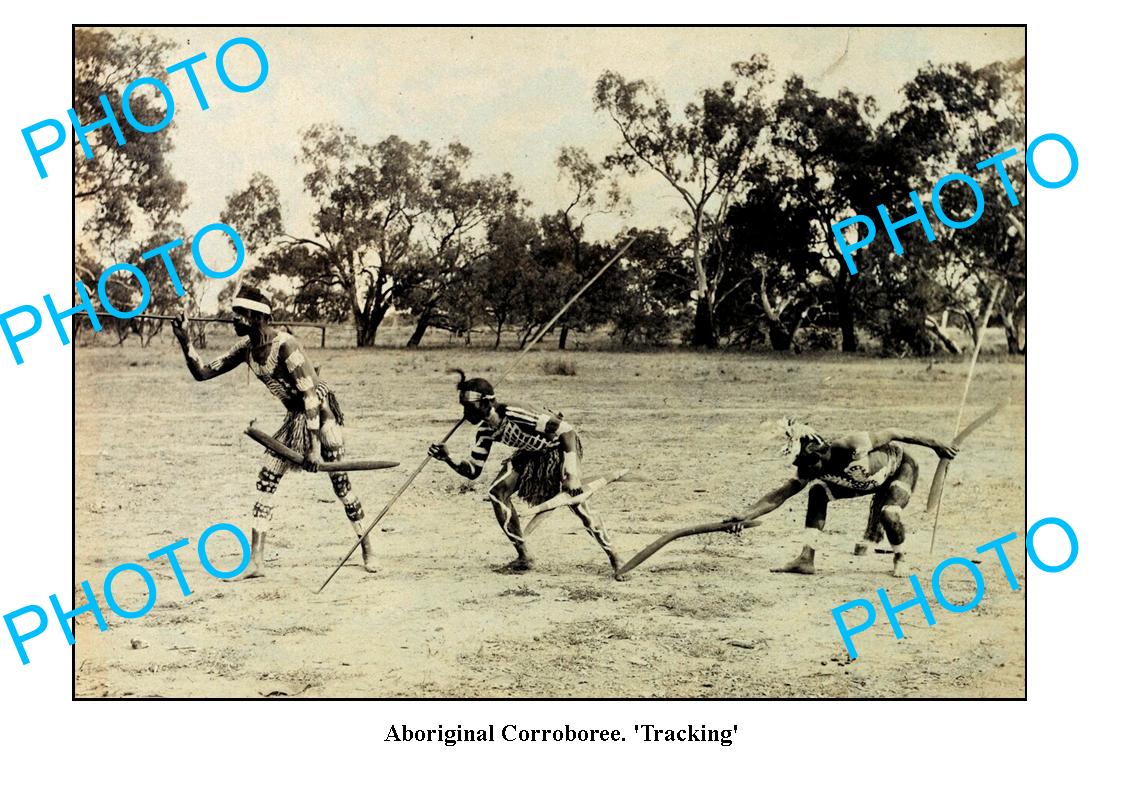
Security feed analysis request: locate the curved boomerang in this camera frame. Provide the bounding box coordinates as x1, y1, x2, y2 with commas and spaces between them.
244, 423, 399, 472
615, 518, 761, 577
925, 400, 1008, 512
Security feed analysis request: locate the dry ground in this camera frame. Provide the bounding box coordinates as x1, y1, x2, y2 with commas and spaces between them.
74, 339, 1025, 697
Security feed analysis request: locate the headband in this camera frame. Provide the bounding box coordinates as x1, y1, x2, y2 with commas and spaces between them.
232, 297, 272, 315
459, 390, 493, 402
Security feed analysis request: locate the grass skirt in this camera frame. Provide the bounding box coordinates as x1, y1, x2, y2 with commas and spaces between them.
509, 435, 583, 506
270, 389, 344, 470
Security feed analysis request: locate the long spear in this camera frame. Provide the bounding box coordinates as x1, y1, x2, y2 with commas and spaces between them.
94, 312, 329, 331
314, 236, 636, 593
927, 282, 1003, 554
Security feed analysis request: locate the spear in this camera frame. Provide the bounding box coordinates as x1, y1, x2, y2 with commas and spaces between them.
927, 282, 1003, 554
314, 236, 637, 593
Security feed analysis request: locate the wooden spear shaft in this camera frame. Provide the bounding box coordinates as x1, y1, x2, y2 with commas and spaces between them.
94, 312, 329, 332
928, 282, 1003, 554
314, 237, 636, 593
94, 312, 236, 324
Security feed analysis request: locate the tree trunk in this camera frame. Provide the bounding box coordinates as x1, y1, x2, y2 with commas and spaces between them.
767, 320, 793, 351
1001, 314, 1025, 354
519, 324, 539, 350
493, 324, 503, 350
834, 282, 858, 352
691, 296, 719, 348
406, 307, 433, 348
926, 319, 962, 354
558, 326, 569, 350
355, 304, 389, 347
688, 217, 718, 349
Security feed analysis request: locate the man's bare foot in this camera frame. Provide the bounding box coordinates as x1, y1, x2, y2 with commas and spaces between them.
891, 552, 911, 578
613, 570, 631, 582
853, 543, 869, 556
505, 556, 533, 572
770, 545, 816, 575
224, 566, 265, 582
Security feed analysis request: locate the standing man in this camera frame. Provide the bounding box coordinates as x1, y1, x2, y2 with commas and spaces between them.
427, 370, 622, 577
735, 419, 958, 577
171, 286, 376, 578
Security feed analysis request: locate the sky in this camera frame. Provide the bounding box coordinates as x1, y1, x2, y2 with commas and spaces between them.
100, 26, 1025, 257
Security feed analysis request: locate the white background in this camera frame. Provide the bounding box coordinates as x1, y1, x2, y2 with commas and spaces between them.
0, 2, 1106, 793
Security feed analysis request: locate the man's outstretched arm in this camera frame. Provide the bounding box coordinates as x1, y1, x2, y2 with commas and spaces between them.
171, 313, 244, 381
735, 478, 807, 522
868, 428, 958, 459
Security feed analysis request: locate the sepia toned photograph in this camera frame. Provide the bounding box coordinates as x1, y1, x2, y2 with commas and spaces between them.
73, 25, 1026, 698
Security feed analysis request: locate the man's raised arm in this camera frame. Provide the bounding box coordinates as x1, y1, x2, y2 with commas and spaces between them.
171, 313, 245, 382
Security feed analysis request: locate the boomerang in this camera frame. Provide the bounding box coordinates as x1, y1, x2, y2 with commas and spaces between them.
520, 469, 634, 537
614, 518, 761, 578
244, 422, 399, 472
925, 400, 1008, 513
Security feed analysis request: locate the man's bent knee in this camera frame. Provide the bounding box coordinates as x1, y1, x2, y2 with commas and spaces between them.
881, 505, 906, 545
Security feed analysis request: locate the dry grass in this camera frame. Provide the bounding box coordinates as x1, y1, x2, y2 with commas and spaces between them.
74, 345, 1025, 697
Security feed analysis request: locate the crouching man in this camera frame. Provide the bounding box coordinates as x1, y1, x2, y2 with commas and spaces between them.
734, 420, 957, 577
428, 370, 622, 577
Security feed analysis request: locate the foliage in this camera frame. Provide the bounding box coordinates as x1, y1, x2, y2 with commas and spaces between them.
595, 58, 772, 348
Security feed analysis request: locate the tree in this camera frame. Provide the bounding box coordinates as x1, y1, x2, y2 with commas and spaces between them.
868, 59, 1025, 355
222, 128, 429, 346
74, 28, 190, 344
217, 172, 284, 299
394, 143, 521, 347
768, 76, 884, 351
712, 182, 827, 350
595, 58, 771, 348
74, 29, 187, 248
94, 224, 195, 347
549, 147, 628, 349
475, 212, 549, 349
607, 228, 692, 346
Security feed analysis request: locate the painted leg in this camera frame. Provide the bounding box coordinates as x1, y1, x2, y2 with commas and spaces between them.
490, 463, 531, 571
881, 505, 911, 578
229, 466, 283, 581
328, 470, 375, 574
322, 419, 375, 573
772, 484, 826, 575
882, 462, 918, 578
570, 502, 623, 578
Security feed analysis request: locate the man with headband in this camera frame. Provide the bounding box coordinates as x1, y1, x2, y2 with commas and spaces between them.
171, 286, 376, 579
427, 370, 622, 577
733, 419, 958, 578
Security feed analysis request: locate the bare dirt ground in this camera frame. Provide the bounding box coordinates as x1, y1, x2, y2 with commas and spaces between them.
74, 339, 1025, 697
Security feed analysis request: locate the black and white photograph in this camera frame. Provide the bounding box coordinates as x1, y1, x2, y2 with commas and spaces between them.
71, 25, 1026, 698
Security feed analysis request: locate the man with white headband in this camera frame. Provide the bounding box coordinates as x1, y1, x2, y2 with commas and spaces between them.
427, 369, 622, 576
731, 418, 958, 578
170, 286, 376, 578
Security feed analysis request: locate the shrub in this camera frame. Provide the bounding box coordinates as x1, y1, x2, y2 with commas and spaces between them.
541, 358, 577, 376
